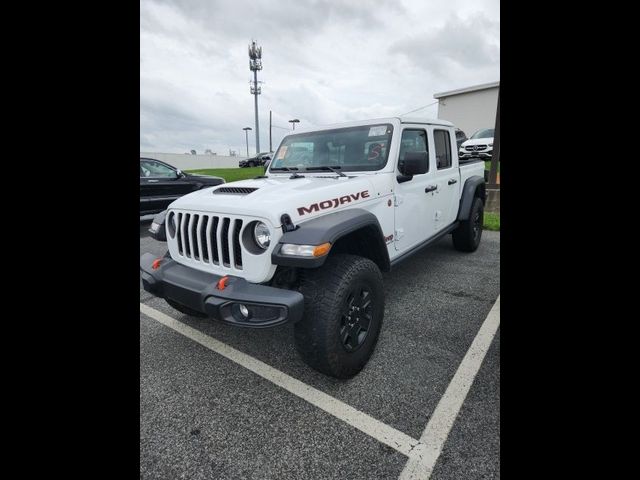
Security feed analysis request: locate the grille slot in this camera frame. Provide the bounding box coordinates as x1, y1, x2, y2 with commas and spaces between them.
221, 218, 231, 266
232, 219, 243, 268
213, 187, 259, 195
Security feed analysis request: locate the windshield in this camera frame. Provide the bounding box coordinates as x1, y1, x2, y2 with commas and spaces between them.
470, 128, 494, 139
269, 124, 394, 173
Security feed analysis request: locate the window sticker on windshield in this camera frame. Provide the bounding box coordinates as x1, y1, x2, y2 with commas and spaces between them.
369, 125, 388, 137
276, 146, 288, 159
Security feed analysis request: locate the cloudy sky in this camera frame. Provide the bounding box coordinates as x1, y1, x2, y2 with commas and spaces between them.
140, 0, 499, 155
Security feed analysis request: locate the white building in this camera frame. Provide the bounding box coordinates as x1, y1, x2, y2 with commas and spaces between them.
433, 81, 499, 138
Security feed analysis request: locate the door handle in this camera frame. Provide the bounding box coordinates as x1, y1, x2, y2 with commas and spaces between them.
148, 179, 159, 183
425, 185, 437, 193
448, 179, 458, 185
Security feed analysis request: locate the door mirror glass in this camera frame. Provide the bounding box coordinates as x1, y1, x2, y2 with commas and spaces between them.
400, 151, 428, 176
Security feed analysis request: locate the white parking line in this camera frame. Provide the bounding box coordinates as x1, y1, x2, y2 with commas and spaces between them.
140, 303, 423, 457
398, 296, 501, 480
140, 295, 500, 476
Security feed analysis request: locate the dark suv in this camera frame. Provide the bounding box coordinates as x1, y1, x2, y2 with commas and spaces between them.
239, 152, 272, 168
140, 157, 224, 216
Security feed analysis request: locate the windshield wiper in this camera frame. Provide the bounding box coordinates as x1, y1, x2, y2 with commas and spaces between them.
305, 166, 346, 177
270, 167, 298, 171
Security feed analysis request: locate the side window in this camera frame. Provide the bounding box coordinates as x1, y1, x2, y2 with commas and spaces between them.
398, 129, 429, 172
140, 160, 177, 178
434, 130, 453, 169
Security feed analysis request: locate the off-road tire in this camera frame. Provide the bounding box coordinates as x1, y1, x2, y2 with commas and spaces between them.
294, 254, 385, 379
165, 298, 208, 318
452, 196, 484, 252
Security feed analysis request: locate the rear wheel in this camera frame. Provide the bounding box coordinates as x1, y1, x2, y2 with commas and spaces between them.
294, 254, 385, 379
452, 196, 484, 252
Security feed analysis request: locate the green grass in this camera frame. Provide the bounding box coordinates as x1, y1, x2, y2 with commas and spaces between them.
484, 160, 500, 173
483, 211, 500, 231
185, 167, 264, 183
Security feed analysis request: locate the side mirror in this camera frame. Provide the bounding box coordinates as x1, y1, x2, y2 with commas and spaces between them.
175, 169, 183, 178
397, 151, 428, 183
148, 210, 167, 242
401, 151, 428, 175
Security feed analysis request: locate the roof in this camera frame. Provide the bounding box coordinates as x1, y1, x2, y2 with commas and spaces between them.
303, 117, 454, 132
398, 116, 453, 126
433, 81, 499, 99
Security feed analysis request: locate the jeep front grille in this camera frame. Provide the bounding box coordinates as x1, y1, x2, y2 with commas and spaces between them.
170, 211, 243, 269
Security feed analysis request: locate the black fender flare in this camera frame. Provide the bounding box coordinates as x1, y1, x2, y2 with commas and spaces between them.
148, 210, 168, 241
271, 208, 390, 270
457, 176, 486, 221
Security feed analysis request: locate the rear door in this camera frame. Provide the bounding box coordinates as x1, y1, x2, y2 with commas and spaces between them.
429, 128, 460, 230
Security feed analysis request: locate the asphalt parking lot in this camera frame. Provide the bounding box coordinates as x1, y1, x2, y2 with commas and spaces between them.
140, 221, 500, 480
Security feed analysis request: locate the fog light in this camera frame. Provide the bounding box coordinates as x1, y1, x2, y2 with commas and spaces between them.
231, 303, 252, 321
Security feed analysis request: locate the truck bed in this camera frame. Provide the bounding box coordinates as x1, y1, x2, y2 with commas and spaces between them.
459, 158, 485, 186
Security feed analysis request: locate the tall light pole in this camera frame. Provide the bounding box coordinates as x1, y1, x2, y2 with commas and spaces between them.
242, 127, 252, 157
248, 40, 262, 153
269, 110, 272, 152
289, 118, 300, 130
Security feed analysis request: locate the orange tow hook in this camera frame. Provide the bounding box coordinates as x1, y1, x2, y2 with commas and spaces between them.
217, 276, 230, 290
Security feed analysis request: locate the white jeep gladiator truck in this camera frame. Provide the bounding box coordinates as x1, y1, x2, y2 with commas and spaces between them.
141, 117, 486, 378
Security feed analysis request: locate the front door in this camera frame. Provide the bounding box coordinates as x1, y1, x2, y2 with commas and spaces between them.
393, 128, 438, 252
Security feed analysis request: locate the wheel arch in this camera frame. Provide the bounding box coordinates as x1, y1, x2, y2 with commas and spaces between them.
457, 176, 486, 221
271, 208, 391, 272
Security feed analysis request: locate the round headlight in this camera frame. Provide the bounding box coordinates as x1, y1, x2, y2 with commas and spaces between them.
253, 222, 271, 249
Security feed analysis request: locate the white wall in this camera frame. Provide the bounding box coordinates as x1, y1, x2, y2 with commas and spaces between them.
140, 152, 249, 170
436, 87, 498, 138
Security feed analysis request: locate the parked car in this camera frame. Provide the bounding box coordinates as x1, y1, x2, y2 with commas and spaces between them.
455, 128, 467, 149
239, 152, 273, 168
141, 117, 486, 379
459, 128, 494, 161
140, 157, 225, 216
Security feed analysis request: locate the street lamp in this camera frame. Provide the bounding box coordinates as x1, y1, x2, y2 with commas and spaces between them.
242, 127, 252, 156
288, 119, 300, 130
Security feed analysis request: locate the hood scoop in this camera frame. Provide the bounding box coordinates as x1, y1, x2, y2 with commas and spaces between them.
213, 187, 259, 195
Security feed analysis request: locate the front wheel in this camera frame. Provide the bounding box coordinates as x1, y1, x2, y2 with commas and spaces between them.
294, 254, 385, 379
452, 196, 484, 252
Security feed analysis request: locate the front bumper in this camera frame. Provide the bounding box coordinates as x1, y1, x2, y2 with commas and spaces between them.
140, 253, 304, 328
459, 151, 493, 160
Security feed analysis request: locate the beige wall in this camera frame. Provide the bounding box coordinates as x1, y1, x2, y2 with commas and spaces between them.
437, 87, 498, 137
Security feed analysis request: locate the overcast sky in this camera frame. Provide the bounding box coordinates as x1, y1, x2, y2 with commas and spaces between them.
140, 0, 500, 155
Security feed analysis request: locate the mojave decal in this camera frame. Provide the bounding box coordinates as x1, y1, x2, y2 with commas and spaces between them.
297, 190, 370, 216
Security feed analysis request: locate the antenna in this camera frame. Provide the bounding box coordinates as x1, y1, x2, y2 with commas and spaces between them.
248, 40, 262, 153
